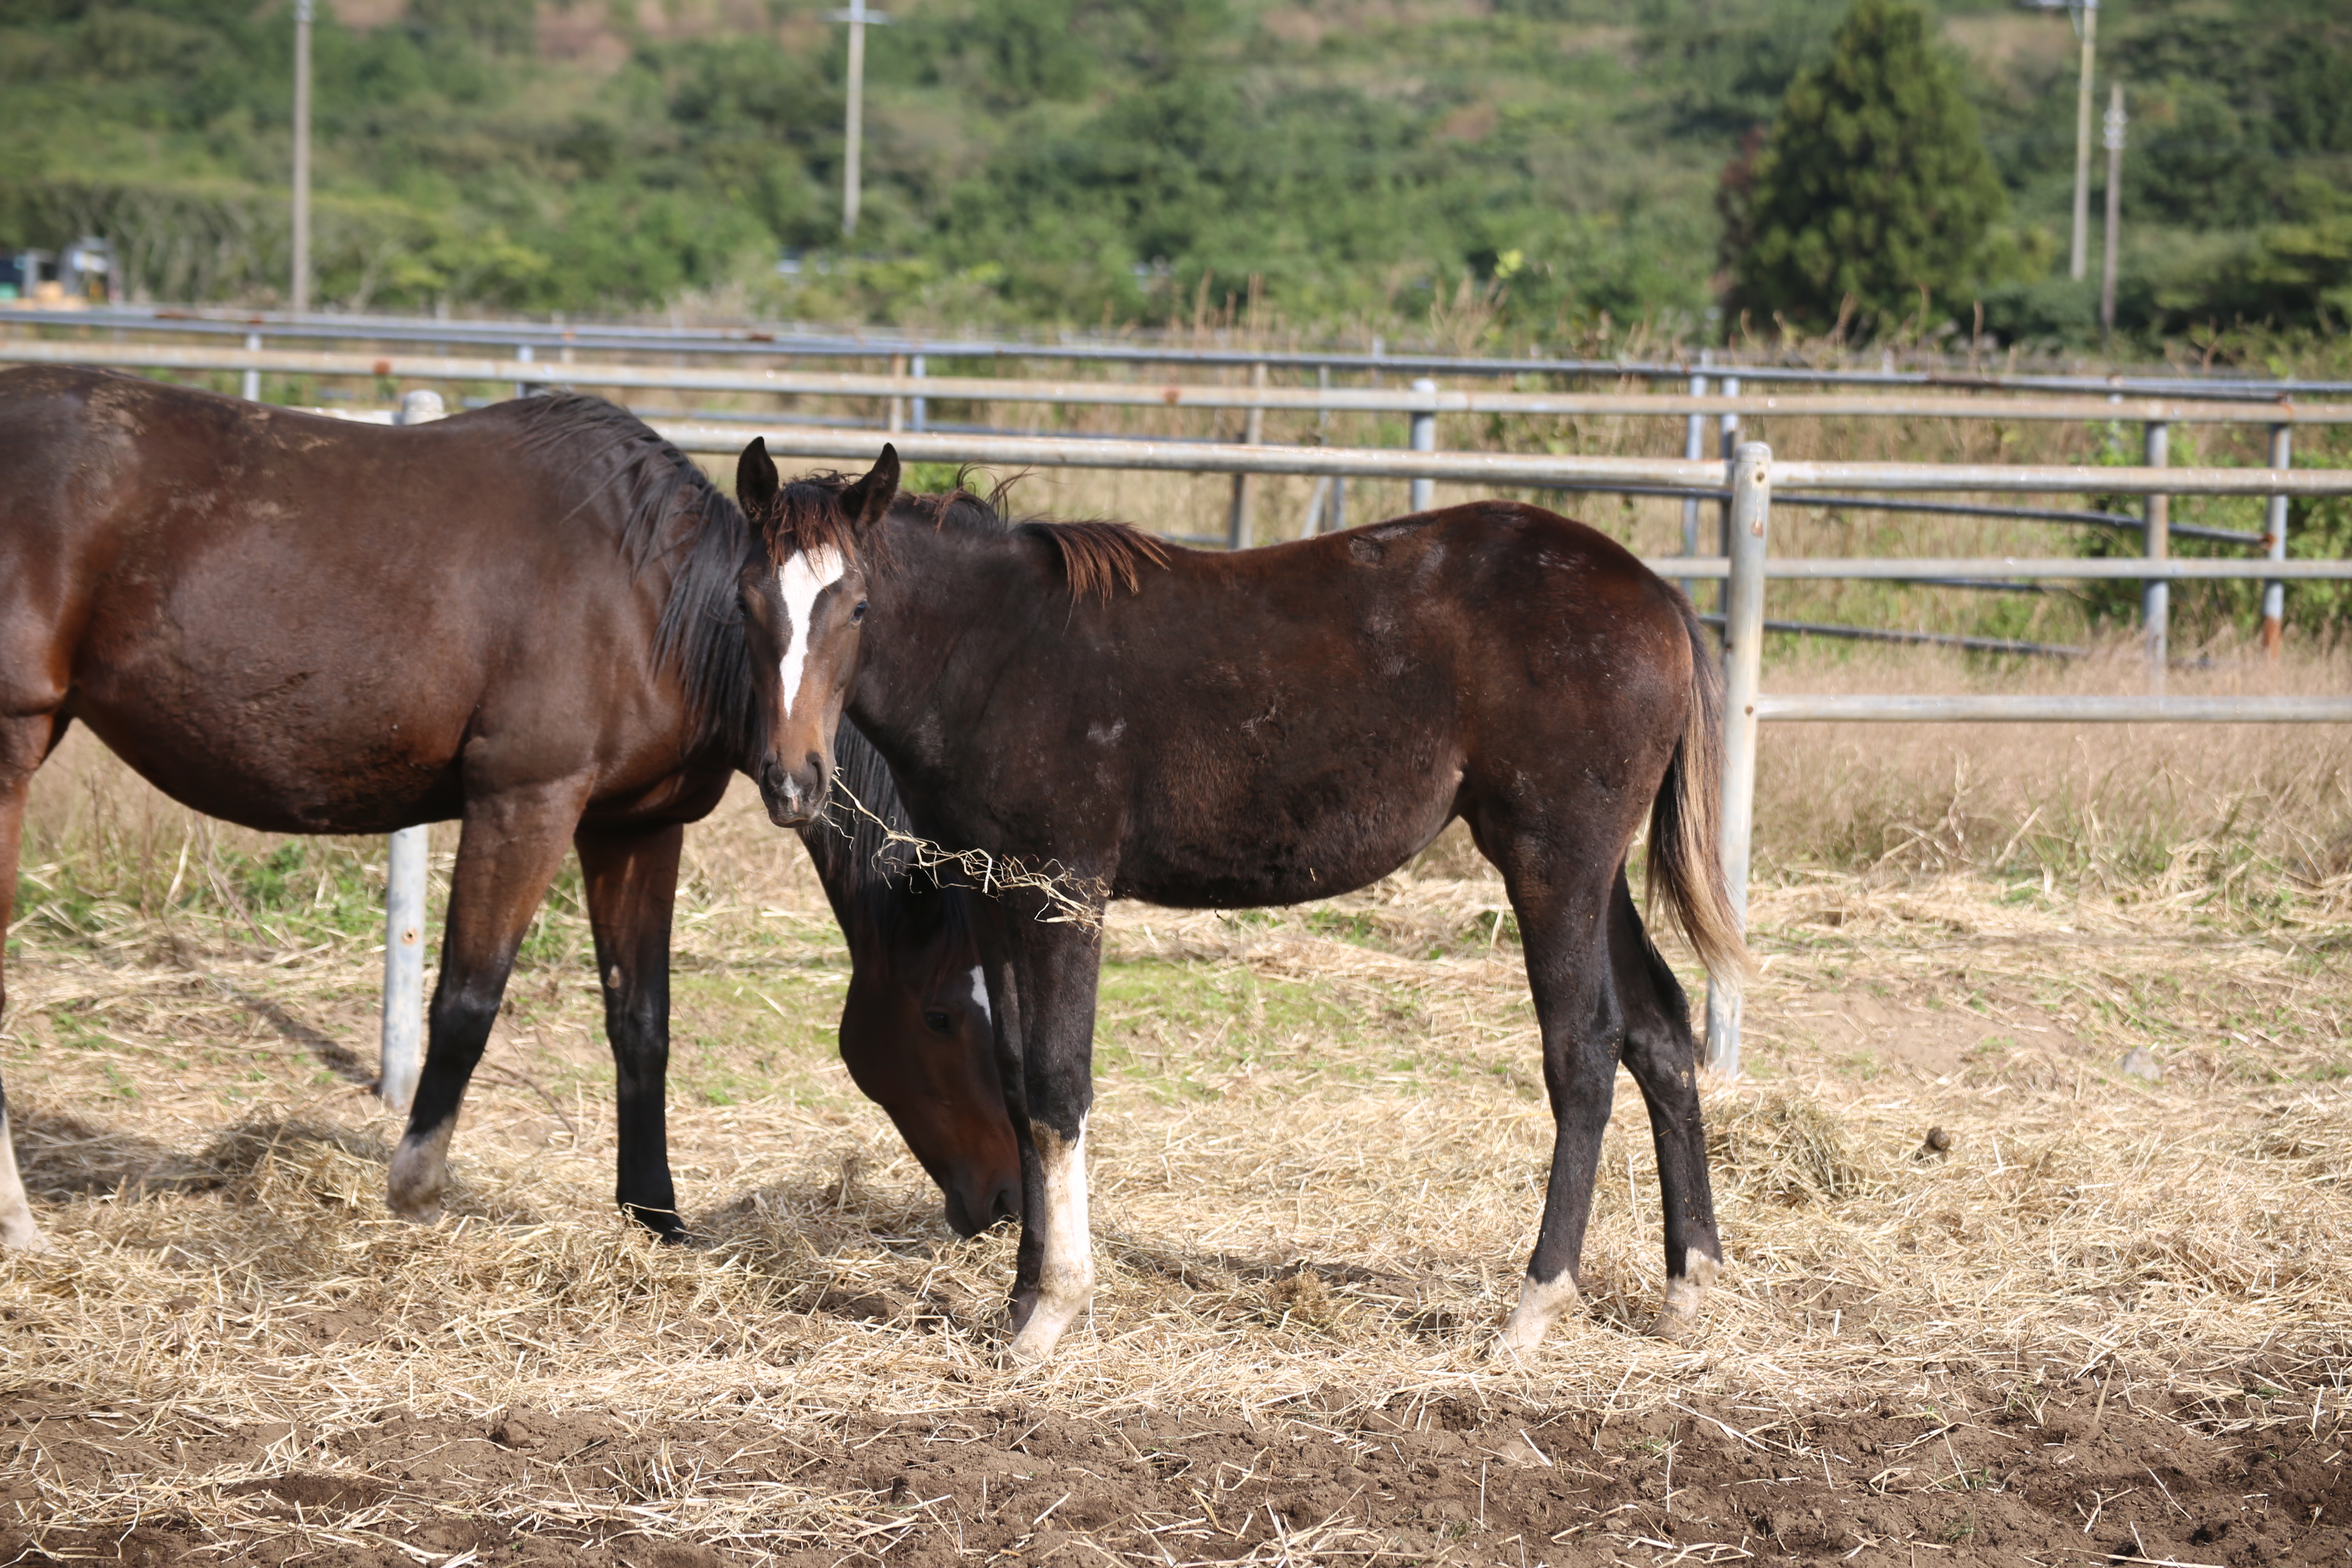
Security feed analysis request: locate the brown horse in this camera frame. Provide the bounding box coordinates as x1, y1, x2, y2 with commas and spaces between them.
765, 479, 1748, 1362
0, 367, 1013, 1249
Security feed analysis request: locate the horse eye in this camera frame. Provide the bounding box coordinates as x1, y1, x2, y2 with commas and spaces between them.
921, 1009, 954, 1035
851, 599, 869, 624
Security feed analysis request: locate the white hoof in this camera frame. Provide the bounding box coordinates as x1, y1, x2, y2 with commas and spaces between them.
0, 1218, 53, 1254
1648, 1250, 1721, 1341
1492, 1271, 1583, 1361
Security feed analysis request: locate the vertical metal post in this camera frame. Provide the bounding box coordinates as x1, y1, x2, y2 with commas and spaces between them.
2100, 83, 2125, 341
1679, 365, 1708, 601
291, 0, 312, 314
1716, 374, 1742, 614
909, 352, 927, 432
514, 342, 535, 400
1704, 441, 1771, 1078
1319, 365, 1343, 527
2143, 420, 2169, 685
380, 386, 444, 1114
242, 331, 262, 403
1408, 377, 1437, 513
2069, 0, 2098, 281
1225, 360, 1267, 550
2263, 423, 2291, 658
887, 352, 905, 433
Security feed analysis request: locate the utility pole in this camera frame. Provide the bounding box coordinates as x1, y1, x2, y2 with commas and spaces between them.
2018, 0, 2098, 282
2070, 0, 2096, 281
826, 0, 891, 240
2100, 82, 2124, 341
292, 0, 312, 312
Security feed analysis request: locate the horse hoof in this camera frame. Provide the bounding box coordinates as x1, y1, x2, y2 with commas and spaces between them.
1648, 1252, 1721, 1342
1492, 1271, 1582, 1360
1, 1223, 54, 1254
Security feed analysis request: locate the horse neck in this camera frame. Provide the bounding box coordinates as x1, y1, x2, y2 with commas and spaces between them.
849, 515, 1038, 774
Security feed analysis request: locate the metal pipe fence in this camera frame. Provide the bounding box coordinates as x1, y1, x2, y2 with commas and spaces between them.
10, 301, 2352, 397
1696, 441, 2352, 1078
9, 337, 2348, 425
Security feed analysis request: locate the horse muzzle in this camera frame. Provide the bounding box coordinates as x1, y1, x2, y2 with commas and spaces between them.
943, 1173, 1020, 1238
758, 753, 827, 829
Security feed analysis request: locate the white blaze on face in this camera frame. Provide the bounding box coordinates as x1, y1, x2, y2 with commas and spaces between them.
967, 965, 991, 1025
776, 546, 848, 722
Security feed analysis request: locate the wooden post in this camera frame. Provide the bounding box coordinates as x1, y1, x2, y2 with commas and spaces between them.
1705, 441, 1771, 1078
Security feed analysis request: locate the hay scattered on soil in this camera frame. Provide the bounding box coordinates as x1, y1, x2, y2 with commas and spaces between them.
5, 711, 2350, 1561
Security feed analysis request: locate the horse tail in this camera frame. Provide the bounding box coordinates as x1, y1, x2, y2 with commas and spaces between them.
1643, 597, 1754, 989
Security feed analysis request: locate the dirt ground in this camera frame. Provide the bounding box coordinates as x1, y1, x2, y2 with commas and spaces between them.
7, 1384, 2349, 1566
4, 751, 2350, 1564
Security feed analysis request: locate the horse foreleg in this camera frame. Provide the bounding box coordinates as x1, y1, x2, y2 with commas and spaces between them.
1490, 853, 1621, 1360
0, 751, 53, 1252
575, 820, 684, 1240
387, 778, 589, 1223
982, 910, 1103, 1364
1608, 872, 1724, 1341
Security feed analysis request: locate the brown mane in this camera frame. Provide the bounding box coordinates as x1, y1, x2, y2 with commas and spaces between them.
917, 481, 1174, 603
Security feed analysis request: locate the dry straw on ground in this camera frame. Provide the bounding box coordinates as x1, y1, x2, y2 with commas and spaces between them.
5, 653, 2349, 1559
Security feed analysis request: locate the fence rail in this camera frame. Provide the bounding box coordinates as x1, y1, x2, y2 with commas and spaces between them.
9, 302, 2352, 397
8, 336, 2349, 1090
1757, 695, 2352, 722
5, 338, 2347, 427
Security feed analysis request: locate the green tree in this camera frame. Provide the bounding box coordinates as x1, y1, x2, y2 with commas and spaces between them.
1728, 0, 2005, 334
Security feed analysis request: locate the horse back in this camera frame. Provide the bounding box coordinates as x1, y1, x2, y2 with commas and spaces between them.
0, 368, 703, 833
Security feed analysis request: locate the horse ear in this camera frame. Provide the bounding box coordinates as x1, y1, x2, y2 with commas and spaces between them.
839, 443, 901, 534
736, 437, 780, 521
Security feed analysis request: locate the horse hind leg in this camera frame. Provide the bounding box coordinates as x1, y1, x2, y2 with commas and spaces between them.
1482, 827, 1624, 1359
1607, 869, 1724, 1340
0, 722, 57, 1250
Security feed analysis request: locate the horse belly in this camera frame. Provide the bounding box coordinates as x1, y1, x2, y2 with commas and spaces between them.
1115, 767, 1459, 910
69, 588, 469, 835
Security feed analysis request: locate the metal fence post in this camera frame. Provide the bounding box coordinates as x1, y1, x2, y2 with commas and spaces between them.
887, 352, 905, 433
515, 342, 536, 400
242, 332, 261, 403
2143, 420, 2169, 686
1408, 377, 1437, 512
909, 353, 927, 433
1225, 360, 1267, 550
1704, 441, 1771, 1078
1680, 364, 1708, 601
1716, 374, 1742, 615
2263, 423, 2291, 658
379, 386, 444, 1113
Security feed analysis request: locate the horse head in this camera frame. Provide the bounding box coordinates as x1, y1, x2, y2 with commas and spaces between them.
733, 439, 898, 829
835, 897, 1019, 1236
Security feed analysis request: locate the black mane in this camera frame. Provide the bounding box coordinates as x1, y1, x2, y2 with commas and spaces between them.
505, 392, 762, 762
918, 481, 1176, 602
803, 719, 969, 953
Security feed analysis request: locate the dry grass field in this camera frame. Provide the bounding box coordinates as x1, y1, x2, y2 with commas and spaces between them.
4, 631, 2350, 1565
